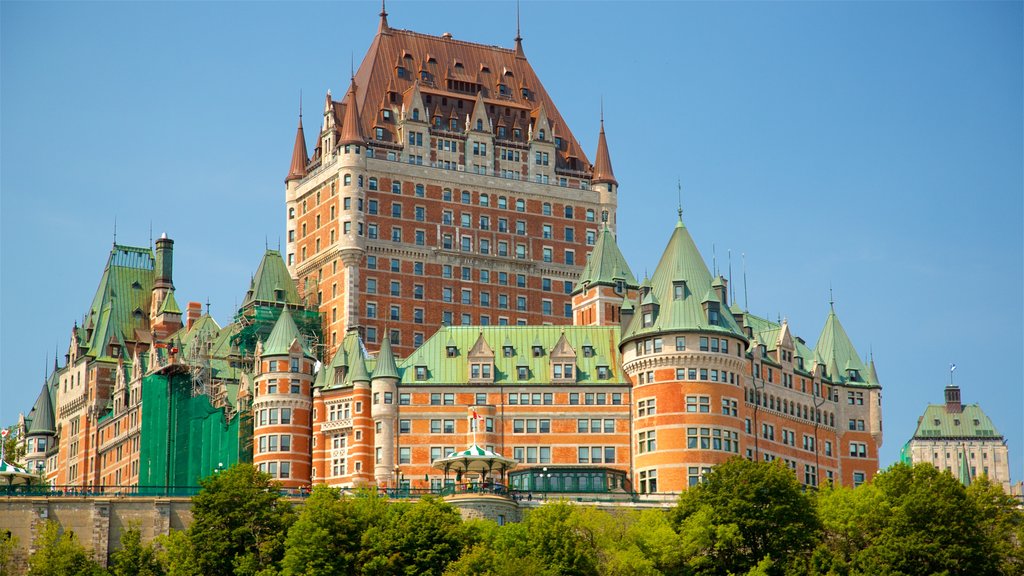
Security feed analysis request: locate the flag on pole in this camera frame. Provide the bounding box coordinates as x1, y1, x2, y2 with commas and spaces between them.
950, 363, 957, 372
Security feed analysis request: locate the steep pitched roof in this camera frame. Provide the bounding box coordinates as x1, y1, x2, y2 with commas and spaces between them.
82, 244, 155, 358
285, 113, 309, 182
621, 218, 745, 342
347, 20, 591, 171
398, 326, 623, 385
262, 308, 310, 357
813, 306, 871, 386
242, 250, 301, 308
591, 120, 616, 185
372, 337, 400, 379
912, 403, 1003, 440
573, 226, 637, 294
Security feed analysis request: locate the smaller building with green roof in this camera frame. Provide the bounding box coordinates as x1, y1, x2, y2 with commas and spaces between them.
903, 383, 1010, 491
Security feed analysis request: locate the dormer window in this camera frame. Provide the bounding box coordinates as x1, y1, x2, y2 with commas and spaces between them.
421, 70, 431, 82
446, 345, 458, 358
412, 109, 420, 121
552, 363, 574, 380
517, 366, 529, 380
290, 357, 300, 373
396, 66, 407, 79
498, 84, 509, 96
538, 129, 545, 140
470, 363, 492, 380
476, 119, 484, 131
582, 346, 594, 358
503, 345, 514, 357
415, 366, 427, 380
382, 109, 391, 120
132, 281, 142, 289
274, 289, 285, 301
642, 312, 653, 327
597, 366, 610, 379
848, 369, 860, 381
706, 301, 721, 324
480, 64, 491, 74
521, 88, 530, 99
673, 281, 686, 300
532, 345, 544, 357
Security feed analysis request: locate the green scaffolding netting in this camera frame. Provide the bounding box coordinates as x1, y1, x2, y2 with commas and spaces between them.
139, 371, 251, 487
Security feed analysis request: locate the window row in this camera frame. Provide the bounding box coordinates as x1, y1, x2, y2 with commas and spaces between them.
577, 419, 616, 434
255, 408, 293, 426
578, 446, 616, 464
686, 427, 741, 453
746, 388, 835, 427
257, 434, 292, 453
512, 419, 551, 434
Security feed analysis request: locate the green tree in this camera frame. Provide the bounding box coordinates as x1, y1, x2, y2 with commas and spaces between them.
153, 530, 195, 576
26, 521, 105, 576
671, 458, 820, 576
967, 476, 1024, 575
359, 496, 468, 575
187, 463, 294, 576
0, 529, 20, 576
2, 425, 26, 466
110, 525, 163, 576
281, 486, 384, 576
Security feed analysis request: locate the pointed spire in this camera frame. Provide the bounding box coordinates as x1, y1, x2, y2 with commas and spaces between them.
285, 99, 308, 183
514, 0, 524, 57
338, 81, 365, 146
378, 0, 389, 33
592, 109, 617, 186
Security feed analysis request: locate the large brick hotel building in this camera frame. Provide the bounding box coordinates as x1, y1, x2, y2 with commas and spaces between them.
18, 6, 881, 496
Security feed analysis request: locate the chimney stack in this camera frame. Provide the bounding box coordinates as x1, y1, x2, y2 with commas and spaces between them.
186, 301, 203, 329
944, 384, 962, 413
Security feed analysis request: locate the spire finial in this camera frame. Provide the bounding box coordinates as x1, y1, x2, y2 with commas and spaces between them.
149, 221, 153, 249
829, 284, 834, 310
742, 252, 749, 311
206, 298, 211, 316
299, 89, 303, 120
515, 0, 522, 42
55, 344, 60, 371
600, 96, 605, 127
113, 215, 117, 245
378, 0, 389, 32
350, 52, 355, 83
677, 179, 683, 222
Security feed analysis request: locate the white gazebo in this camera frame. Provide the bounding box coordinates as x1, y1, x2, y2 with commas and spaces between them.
432, 444, 517, 491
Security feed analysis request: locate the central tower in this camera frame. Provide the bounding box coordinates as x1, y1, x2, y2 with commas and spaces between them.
283, 7, 619, 360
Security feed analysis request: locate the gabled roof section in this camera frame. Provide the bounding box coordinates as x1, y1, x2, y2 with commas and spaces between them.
621, 218, 745, 342
349, 21, 590, 168
813, 306, 871, 386
285, 114, 308, 182
242, 250, 301, 309
262, 308, 310, 357
397, 326, 623, 385
467, 333, 494, 359
573, 226, 637, 294
591, 119, 616, 185
912, 404, 1003, 440
372, 337, 400, 380
347, 344, 371, 384
26, 383, 56, 435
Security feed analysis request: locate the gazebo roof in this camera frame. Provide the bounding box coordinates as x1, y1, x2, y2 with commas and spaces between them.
0, 459, 34, 486
431, 444, 517, 475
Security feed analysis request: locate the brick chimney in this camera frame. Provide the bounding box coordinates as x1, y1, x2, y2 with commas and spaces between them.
944, 385, 962, 413
186, 301, 203, 330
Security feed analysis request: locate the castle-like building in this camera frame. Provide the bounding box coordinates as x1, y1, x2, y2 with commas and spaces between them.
18, 8, 883, 496
902, 384, 1011, 492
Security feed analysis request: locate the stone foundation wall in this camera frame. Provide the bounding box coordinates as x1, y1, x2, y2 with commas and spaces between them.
0, 497, 193, 575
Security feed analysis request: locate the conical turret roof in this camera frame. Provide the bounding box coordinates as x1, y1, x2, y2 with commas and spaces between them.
621, 217, 745, 342
591, 119, 616, 186
285, 113, 308, 182
372, 337, 400, 379
814, 305, 869, 385
27, 383, 56, 435
347, 345, 371, 384
573, 226, 637, 295
242, 250, 301, 308
338, 81, 366, 146
263, 308, 311, 357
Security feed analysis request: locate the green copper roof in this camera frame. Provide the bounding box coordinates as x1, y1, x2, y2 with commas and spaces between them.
242, 250, 301, 309
397, 326, 624, 385
572, 226, 638, 294
372, 337, 400, 380
813, 307, 872, 386
83, 244, 155, 359
912, 403, 1003, 440
262, 308, 311, 357
347, 347, 371, 384
621, 219, 745, 342
26, 383, 56, 435
317, 335, 353, 389
159, 290, 182, 315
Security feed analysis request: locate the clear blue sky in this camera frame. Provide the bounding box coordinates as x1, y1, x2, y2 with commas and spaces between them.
2, 1, 1021, 482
